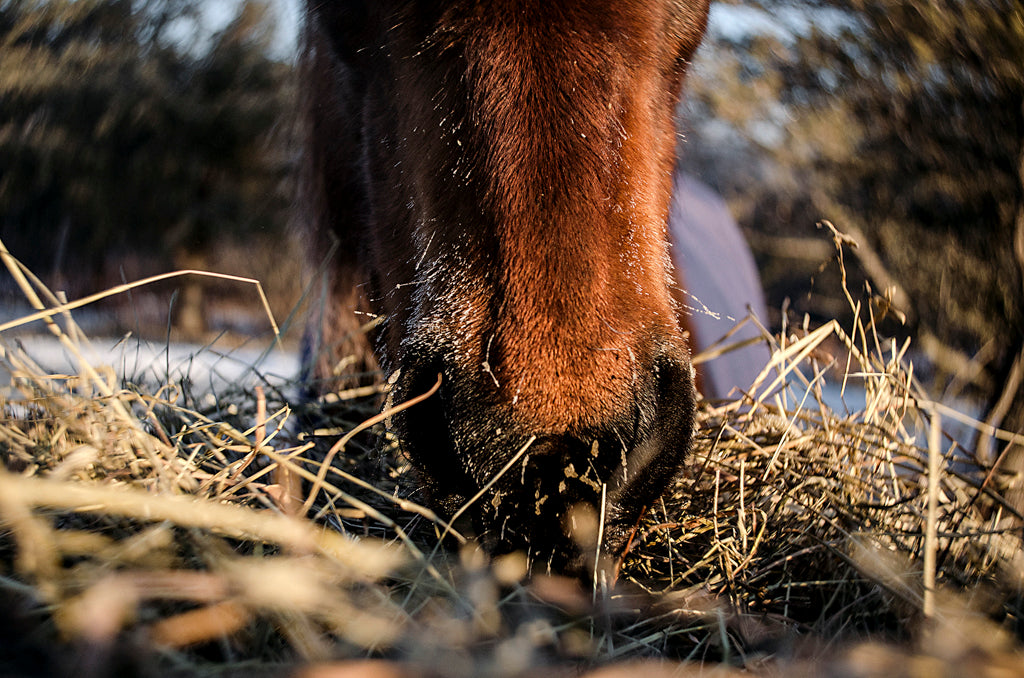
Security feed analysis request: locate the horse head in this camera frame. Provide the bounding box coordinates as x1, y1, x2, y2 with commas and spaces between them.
302, 0, 710, 575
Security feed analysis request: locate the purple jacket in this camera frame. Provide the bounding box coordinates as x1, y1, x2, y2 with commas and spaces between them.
669, 173, 770, 399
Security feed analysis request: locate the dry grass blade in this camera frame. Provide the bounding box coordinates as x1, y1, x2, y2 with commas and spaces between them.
0, 470, 402, 575
0, 238, 280, 341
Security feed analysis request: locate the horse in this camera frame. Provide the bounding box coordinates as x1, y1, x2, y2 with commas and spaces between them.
300, 0, 712, 576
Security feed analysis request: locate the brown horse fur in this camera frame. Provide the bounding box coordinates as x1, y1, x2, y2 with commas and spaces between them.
300, 1, 710, 576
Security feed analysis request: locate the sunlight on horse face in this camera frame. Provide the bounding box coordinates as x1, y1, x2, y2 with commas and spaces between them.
302, 1, 709, 575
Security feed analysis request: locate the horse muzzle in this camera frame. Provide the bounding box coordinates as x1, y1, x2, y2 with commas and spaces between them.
388, 337, 696, 576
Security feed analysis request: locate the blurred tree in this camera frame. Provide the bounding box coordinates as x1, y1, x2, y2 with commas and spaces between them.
0, 0, 293, 335
802, 1, 1023, 506
683, 0, 1024, 512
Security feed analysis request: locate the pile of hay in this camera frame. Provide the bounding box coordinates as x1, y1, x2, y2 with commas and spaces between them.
2, 243, 1023, 677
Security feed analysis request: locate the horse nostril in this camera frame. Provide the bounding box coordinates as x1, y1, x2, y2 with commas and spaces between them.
654, 348, 697, 423
649, 347, 697, 466
389, 364, 477, 515
594, 344, 696, 554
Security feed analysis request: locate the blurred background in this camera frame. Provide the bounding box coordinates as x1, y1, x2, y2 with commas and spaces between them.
1, 0, 1022, 447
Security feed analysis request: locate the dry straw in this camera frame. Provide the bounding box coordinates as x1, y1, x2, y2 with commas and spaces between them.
1, 236, 1023, 676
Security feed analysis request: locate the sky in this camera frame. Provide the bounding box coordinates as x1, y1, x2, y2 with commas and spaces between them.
193, 0, 299, 59
708, 2, 854, 43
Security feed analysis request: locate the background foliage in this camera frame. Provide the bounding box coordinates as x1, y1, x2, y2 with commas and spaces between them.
0, 0, 293, 295
681, 0, 1024, 469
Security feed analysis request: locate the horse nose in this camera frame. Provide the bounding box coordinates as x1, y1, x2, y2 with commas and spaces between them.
391, 336, 695, 573
491, 352, 695, 573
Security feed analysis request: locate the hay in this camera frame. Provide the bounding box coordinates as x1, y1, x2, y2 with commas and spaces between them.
2, 239, 1024, 676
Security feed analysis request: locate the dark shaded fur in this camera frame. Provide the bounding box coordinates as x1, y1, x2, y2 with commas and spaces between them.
300, 0, 709, 575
